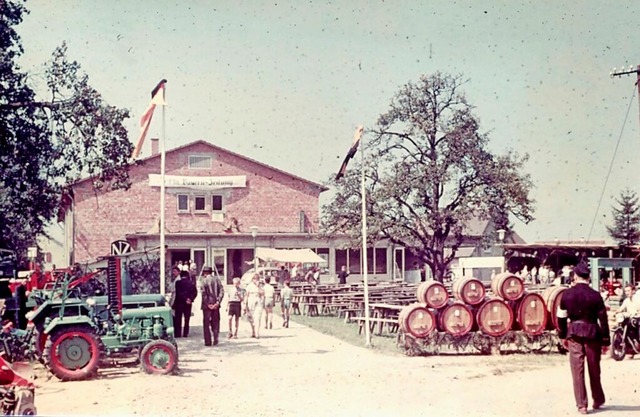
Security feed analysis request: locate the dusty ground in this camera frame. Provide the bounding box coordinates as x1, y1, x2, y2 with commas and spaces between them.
27, 302, 640, 417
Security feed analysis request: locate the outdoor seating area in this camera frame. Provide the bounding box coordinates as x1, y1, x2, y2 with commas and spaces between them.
288, 281, 419, 335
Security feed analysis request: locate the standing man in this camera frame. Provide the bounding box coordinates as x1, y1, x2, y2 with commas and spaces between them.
201, 266, 224, 346
174, 270, 197, 337
557, 262, 610, 415
337, 265, 350, 285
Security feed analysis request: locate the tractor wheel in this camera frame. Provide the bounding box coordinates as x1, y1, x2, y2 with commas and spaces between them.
140, 340, 178, 375
610, 330, 626, 361
43, 326, 100, 381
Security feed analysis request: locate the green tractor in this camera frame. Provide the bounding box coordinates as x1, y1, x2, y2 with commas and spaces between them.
40, 256, 177, 381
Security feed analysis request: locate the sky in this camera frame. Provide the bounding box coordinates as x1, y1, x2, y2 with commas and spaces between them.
13, 0, 640, 244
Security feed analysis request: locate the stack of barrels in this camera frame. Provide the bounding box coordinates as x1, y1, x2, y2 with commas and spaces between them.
399, 273, 567, 340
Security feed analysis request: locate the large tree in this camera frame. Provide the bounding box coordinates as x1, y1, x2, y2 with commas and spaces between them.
0, 1, 132, 259
322, 73, 534, 281
606, 188, 640, 248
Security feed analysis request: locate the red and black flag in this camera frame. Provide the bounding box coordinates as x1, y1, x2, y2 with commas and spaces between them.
131, 79, 167, 159
335, 125, 364, 180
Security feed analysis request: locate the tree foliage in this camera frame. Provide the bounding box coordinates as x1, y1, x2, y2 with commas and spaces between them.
0, 1, 133, 259
322, 73, 534, 281
606, 188, 640, 247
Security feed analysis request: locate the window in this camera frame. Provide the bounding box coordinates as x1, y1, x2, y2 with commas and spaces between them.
211, 195, 223, 212
194, 196, 206, 212
189, 155, 212, 169
177, 195, 189, 212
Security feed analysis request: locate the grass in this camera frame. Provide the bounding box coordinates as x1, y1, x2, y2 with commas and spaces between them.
289, 314, 402, 355
288, 313, 569, 375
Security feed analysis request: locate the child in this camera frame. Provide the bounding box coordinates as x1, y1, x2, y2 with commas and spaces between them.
280, 280, 293, 328
227, 277, 244, 338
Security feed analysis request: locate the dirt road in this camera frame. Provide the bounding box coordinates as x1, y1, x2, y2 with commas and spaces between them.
31, 306, 640, 417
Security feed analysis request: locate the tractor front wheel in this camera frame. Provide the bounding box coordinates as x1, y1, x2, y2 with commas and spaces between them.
44, 326, 100, 381
140, 340, 178, 375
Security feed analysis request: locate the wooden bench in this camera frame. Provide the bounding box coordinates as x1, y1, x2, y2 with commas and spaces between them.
303, 302, 322, 316
352, 316, 399, 335
339, 307, 363, 323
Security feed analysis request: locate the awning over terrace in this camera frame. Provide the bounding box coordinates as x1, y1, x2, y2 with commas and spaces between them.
255, 247, 326, 264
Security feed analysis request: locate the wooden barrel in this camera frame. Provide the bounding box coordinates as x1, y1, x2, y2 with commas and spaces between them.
541, 286, 567, 330
398, 303, 436, 338
490, 272, 525, 301
475, 298, 513, 337
437, 302, 474, 336
416, 281, 449, 309
451, 276, 485, 306
510, 292, 548, 336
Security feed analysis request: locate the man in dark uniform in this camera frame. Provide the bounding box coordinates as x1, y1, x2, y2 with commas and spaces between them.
201, 266, 224, 346
557, 262, 610, 415
174, 270, 197, 337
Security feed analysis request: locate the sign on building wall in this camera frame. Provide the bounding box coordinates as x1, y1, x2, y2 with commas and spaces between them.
148, 174, 246, 189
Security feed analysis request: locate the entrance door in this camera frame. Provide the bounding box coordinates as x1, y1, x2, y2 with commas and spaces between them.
211, 248, 227, 284
394, 247, 405, 282
191, 248, 206, 276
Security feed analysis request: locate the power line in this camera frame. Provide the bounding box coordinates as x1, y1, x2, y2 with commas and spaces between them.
587, 82, 637, 241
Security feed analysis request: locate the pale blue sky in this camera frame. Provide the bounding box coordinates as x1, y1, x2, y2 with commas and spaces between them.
15, 1, 640, 243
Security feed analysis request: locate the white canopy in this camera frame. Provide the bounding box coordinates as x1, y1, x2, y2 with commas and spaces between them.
255, 247, 326, 264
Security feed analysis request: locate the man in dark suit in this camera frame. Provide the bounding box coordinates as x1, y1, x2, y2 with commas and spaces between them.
201, 266, 224, 346
557, 262, 610, 415
174, 270, 197, 337
337, 265, 350, 285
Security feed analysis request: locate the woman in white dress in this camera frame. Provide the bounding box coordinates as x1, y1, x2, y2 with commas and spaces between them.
244, 274, 265, 338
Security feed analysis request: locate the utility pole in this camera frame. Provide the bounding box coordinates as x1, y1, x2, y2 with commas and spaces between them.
610, 64, 640, 125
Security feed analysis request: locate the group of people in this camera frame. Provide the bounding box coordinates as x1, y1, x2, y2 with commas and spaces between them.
170, 265, 296, 346
231, 273, 294, 339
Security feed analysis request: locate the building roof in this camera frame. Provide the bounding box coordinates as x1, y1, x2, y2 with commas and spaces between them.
69, 139, 329, 192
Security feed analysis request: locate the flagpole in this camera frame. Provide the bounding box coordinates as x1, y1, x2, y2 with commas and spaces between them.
159, 87, 167, 296
361, 132, 371, 347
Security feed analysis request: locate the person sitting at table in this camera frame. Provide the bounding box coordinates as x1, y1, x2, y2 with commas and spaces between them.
305, 267, 319, 285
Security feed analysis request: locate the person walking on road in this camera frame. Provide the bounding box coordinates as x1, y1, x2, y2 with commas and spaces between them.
227, 277, 244, 339
280, 280, 293, 328
174, 270, 197, 337
244, 274, 264, 338
201, 266, 224, 346
263, 276, 275, 330
557, 262, 610, 415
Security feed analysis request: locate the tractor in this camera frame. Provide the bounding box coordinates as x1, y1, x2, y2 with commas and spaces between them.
39, 256, 177, 381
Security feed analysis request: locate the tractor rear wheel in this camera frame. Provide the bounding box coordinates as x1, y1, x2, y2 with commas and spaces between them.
140, 340, 178, 375
43, 326, 100, 381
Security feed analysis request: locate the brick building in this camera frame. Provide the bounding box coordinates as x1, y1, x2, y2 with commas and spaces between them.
61, 139, 406, 284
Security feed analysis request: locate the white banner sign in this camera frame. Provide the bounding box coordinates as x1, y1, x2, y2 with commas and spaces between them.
148, 174, 246, 189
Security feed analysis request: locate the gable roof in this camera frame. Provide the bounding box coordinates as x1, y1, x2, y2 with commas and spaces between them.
69, 139, 329, 192
142, 140, 329, 192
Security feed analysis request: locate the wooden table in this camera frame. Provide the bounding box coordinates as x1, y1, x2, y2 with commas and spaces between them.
368, 303, 404, 335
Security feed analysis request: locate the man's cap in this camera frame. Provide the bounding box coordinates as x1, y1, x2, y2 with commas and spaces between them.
202, 266, 213, 273
574, 262, 590, 278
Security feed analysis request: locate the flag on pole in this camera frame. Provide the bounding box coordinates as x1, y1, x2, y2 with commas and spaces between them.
335, 125, 364, 180
131, 79, 167, 159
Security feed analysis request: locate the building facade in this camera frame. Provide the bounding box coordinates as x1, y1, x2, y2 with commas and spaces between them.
62, 140, 406, 284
